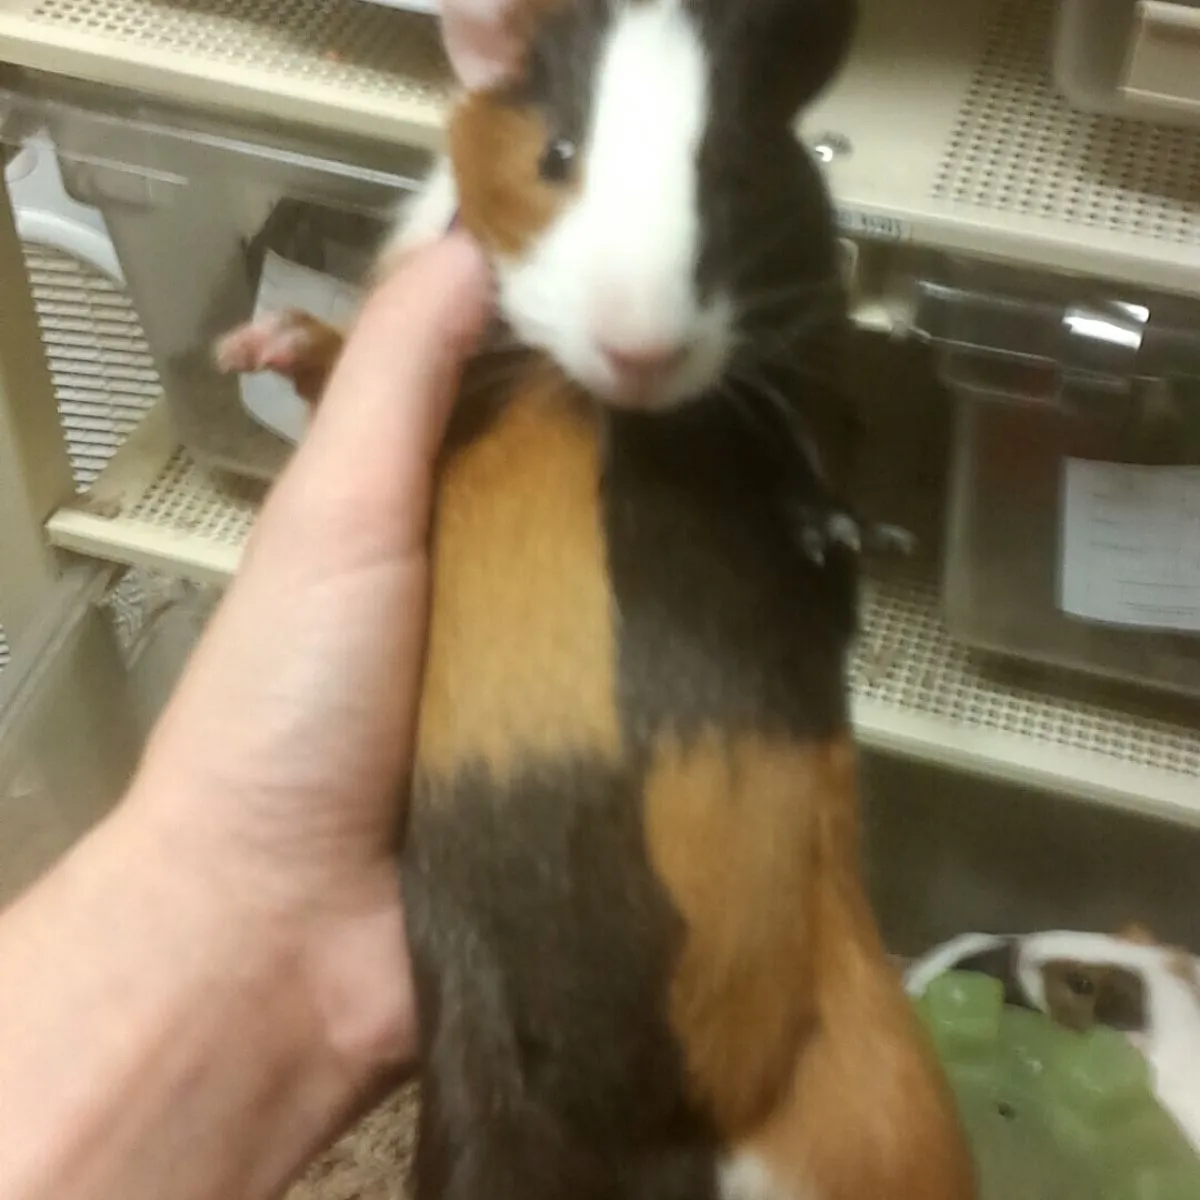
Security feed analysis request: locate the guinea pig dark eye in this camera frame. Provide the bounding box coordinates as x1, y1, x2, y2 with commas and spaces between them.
1066, 971, 1096, 998
539, 137, 577, 184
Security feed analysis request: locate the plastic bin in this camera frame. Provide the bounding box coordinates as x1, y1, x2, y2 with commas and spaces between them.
912, 256, 1200, 701
0, 68, 432, 480
1055, 0, 1200, 130
0, 567, 135, 904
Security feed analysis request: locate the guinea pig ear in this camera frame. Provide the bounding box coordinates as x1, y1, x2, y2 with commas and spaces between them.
440, 0, 527, 91
723, 0, 859, 118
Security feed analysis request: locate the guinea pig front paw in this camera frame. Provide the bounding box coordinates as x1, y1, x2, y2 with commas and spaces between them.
865, 523, 919, 558
213, 311, 319, 375
789, 503, 861, 567
213, 310, 345, 405
788, 503, 921, 568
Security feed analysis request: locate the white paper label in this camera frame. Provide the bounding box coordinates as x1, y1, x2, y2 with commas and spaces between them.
1060, 458, 1200, 633
835, 207, 911, 243
238, 250, 365, 445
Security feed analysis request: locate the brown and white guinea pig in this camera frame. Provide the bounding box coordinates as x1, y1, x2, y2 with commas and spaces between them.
216, 1, 977, 1198
907, 928, 1200, 1156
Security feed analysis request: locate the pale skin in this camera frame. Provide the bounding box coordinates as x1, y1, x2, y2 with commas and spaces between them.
0, 231, 491, 1200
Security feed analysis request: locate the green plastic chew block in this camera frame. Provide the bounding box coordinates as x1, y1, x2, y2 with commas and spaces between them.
1044, 1027, 1150, 1120
911, 971, 1200, 1200
918, 970, 1004, 1055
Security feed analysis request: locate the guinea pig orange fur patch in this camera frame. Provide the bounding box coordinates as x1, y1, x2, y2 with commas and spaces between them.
414, 361, 621, 785
643, 731, 834, 1137
749, 973, 975, 1200
723, 741, 977, 1200
450, 95, 580, 259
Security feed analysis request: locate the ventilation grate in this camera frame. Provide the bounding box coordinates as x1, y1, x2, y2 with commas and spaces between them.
26, 246, 160, 490
0, 246, 161, 672
935, 0, 1200, 246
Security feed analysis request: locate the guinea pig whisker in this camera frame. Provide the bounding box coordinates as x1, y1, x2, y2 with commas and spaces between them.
719, 381, 789, 445
742, 301, 844, 367
463, 353, 531, 385
727, 218, 826, 285
735, 276, 843, 320
749, 357, 845, 404
727, 360, 846, 429
726, 366, 848, 483
472, 338, 532, 362
459, 351, 540, 401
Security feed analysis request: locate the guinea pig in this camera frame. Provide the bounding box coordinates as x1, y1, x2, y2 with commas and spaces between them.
906, 927, 1200, 1156
216, 1, 977, 1198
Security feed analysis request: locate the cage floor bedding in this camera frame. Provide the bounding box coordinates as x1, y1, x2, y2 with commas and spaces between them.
287, 1083, 419, 1200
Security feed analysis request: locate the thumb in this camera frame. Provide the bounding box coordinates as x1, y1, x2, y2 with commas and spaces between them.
260, 231, 492, 559
315, 230, 492, 466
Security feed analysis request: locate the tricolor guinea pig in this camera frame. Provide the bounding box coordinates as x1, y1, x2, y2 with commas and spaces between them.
216, 1, 977, 1198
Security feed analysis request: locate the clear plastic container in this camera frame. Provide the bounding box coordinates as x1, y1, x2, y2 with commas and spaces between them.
0, 67, 432, 480
0, 567, 134, 903
913, 256, 1200, 702
1055, 0, 1200, 131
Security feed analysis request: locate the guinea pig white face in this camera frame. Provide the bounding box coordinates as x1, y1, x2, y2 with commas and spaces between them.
498, 0, 731, 410
443, 0, 854, 413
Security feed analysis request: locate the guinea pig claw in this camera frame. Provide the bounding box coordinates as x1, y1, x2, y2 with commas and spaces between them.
789, 501, 920, 567
827, 512, 863, 554
789, 503, 861, 566
865, 523, 919, 557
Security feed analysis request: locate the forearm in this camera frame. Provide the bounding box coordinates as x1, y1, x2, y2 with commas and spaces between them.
0, 235, 479, 1200
0, 806, 388, 1200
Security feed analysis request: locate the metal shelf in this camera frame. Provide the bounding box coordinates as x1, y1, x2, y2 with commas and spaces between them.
48, 402, 261, 585
40, 396, 1200, 827
4, 0, 1200, 297
809, 0, 1200, 298
0, 0, 450, 148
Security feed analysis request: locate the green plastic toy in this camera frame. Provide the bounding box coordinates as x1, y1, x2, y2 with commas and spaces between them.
914, 971, 1200, 1200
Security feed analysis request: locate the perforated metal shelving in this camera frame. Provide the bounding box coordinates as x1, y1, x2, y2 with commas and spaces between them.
809, 0, 1200, 300
5, 0, 1200, 299
0, 0, 449, 147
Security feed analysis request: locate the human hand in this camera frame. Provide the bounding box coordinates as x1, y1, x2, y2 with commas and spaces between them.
123, 229, 490, 1073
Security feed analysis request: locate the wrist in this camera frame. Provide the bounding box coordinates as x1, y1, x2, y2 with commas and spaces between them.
107, 794, 416, 1093
117, 757, 419, 1078
0, 800, 413, 1200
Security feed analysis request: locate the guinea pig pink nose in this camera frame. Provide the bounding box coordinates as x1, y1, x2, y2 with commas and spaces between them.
600, 340, 687, 383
